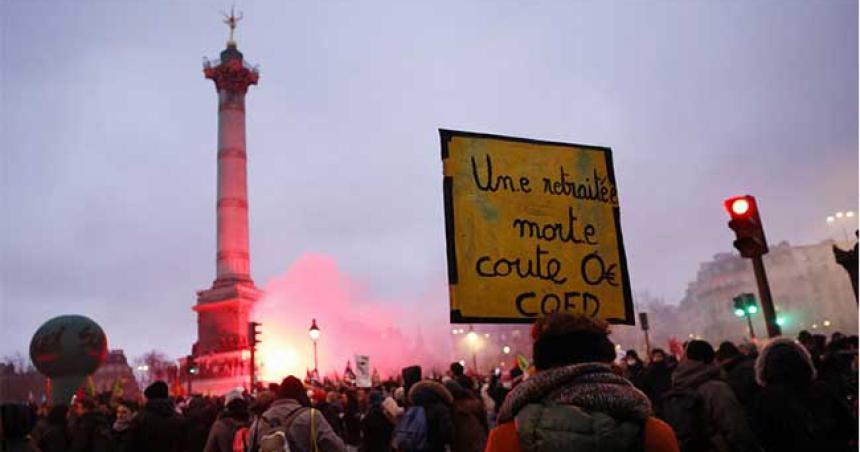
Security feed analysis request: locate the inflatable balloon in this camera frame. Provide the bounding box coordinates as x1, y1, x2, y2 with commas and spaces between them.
29, 315, 108, 404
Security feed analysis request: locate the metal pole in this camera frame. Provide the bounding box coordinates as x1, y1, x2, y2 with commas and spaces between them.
250, 346, 256, 392
746, 313, 757, 340
187, 373, 192, 396
643, 329, 652, 359
313, 340, 318, 375
472, 351, 478, 374
752, 255, 781, 338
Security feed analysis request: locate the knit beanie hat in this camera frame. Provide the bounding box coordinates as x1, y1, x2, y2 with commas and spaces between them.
144, 381, 169, 400
685, 340, 715, 364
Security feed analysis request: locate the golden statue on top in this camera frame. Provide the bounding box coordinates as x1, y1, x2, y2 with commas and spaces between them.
222, 6, 243, 46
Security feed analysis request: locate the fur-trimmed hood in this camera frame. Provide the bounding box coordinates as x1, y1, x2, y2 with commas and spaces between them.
755, 337, 816, 387
408, 380, 454, 406
497, 362, 651, 424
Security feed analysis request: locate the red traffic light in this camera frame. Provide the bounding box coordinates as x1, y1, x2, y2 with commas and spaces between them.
723, 195, 768, 257
724, 195, 755, 219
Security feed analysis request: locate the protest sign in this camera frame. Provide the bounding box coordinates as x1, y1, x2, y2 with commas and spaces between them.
441, 129, 633, 324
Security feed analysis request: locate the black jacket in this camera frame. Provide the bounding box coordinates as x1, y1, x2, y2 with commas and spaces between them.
360, 406, 393, 452
125, 399, 186, 452
68, 411, 113, 452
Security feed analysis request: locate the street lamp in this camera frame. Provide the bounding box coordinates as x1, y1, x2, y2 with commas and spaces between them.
466, 326, 480, 373
309, 319, 320, 376
826, 210, 856, 242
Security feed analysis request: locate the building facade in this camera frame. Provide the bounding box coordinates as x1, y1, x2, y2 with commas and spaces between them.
677, 240, 858, 344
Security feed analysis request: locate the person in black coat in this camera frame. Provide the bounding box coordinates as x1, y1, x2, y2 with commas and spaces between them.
124, 381, 187, 452
38, 405, 69, 452
752, 338, 857, 452
360, 390, 393, 452
68, 398, 113, 452
716, 341, 759, 414
640, 348, 673, 410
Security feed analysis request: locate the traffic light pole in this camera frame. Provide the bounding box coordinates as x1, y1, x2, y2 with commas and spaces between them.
745, 313, 757, 340
751, 255, 781, 338
249, 345, 255, 391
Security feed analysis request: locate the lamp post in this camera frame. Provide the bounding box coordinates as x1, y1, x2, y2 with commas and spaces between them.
309, 319, 320, 377
466, 325, 479, 373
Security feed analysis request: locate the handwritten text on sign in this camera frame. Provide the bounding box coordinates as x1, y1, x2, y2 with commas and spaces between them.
442, 130, 633, 324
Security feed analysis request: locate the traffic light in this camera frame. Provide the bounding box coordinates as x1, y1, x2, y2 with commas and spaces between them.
248, 321, 262, 348
186, 354, 198, 375
724, 195, 769, 258
732, 293, 758, 317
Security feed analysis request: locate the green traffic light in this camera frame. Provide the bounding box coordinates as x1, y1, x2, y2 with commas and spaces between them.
776, 317, 786, 326
735, 308, 746, 317
747, 305, 758, 315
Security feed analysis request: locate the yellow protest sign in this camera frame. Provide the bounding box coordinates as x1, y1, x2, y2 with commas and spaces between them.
441, 130, 633, 324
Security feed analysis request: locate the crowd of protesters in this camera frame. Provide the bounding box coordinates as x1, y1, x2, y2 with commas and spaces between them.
2, 314, 857, 452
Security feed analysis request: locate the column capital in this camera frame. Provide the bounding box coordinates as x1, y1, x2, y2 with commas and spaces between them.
204, 59, 259, 94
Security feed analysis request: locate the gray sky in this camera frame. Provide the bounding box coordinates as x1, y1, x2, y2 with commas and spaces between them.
1, 0, 857, 361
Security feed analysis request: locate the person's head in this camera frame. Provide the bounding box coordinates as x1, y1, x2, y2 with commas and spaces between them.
685, 340, 715, 364
1, 404, 37, 441
449, 362, 465, 377
531, 312, 615, 371
115, 402, 135, 423
144, 381, 169, 401
325, 391, 339, 405
624, 350, 641, 366
650, 348, 666, 363
368, 390, 384, 408
401, 365, 422, 394
277, 376, 310, 407
756, 338, 816, 387
716, 341, 741, 363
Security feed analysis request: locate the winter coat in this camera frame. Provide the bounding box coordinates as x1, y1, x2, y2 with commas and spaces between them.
360, 406, 393, 452
185, 401, 218, 452
670, 359, 759, 452
485, 362, 679, 452
37, 424, 68, 452
203, 414, 248, 452
250, 398, 344, 452
124, 399, 186, 452
751, 338, 856, 452
0, 438, 41, 452
315, 402, 344, 440
68, 411, 113, 452
407, 380, 454, 452
641, 361, 673, 409
720, 356, 758, 413
448, 393, 488, 452
111, 414, 134, 452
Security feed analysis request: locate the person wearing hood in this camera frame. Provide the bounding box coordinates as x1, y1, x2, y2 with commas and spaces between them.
407, 379, 454, 452
125, 381, 187, 452
247, 376, 344, 452
751, 338, 856, 452
485, 312, 679, 452
203, 389, 250, 452
667, 340, 758, 452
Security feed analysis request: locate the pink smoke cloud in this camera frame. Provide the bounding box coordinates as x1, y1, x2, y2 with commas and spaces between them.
253, 253, 451, 382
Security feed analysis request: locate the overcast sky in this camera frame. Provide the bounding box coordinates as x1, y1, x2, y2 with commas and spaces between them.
1, 0, 857, 361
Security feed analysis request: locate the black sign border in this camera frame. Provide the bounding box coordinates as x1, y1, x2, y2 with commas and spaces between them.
440, 128, 635, 326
